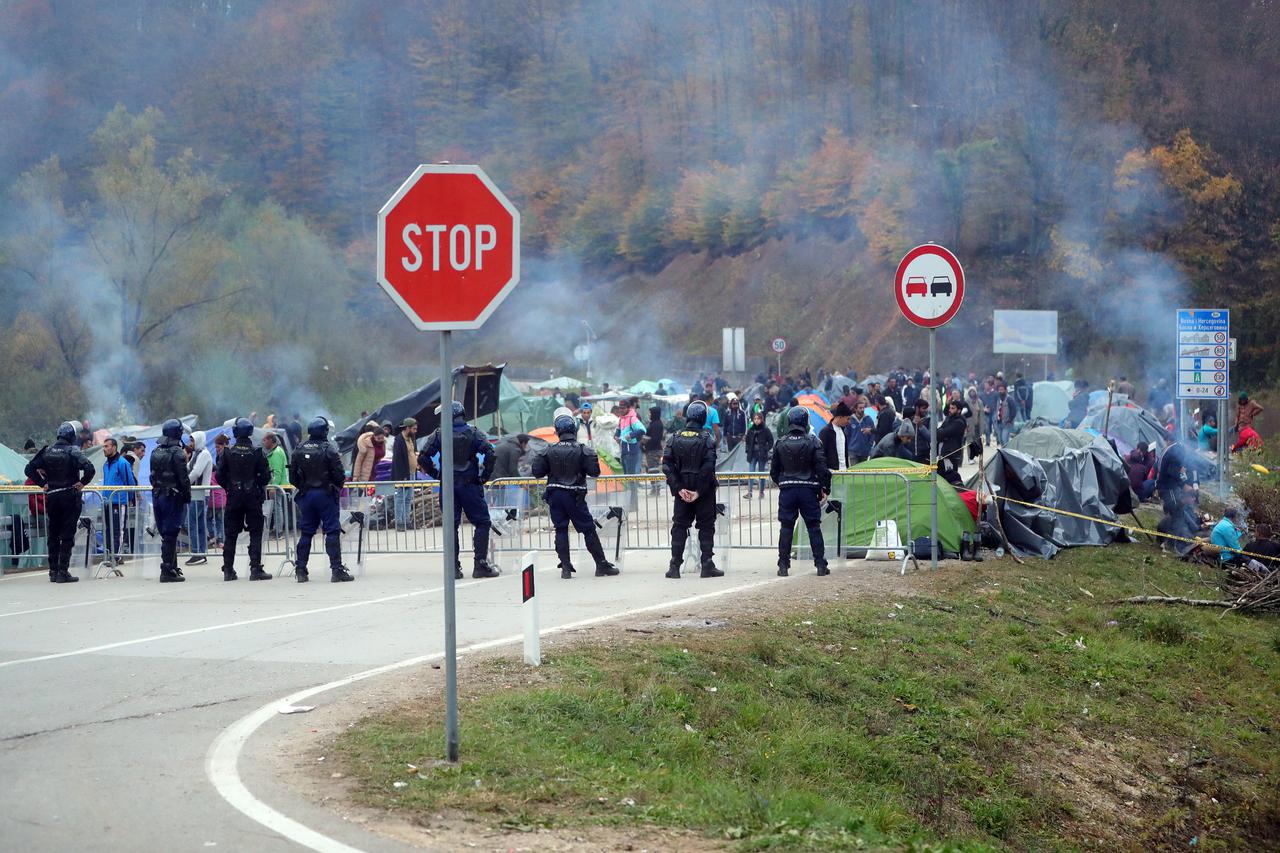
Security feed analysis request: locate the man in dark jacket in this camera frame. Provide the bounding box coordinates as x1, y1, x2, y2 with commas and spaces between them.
849, 398, 875, 463
216, 417, 273, 581
935, 400, 969, 486
391, 417, 418, 530
722, 396, 747, 451
744, 411, 774, 498
492, 434, 529, 480
874, 399, 898, 441
908, 399, 933, 463
1126, 442, 1157, 502
149, 419, 191, 582
25, 421, 95, 583
643, 407, 665, 473
819, 401, 854, 471
1156, 438, 1189, 514
661, 401, 722, 579
1067, 380, 1090, 428
771, 407, 832, 577
531, 415, 619, 579
884, 377, 904, 412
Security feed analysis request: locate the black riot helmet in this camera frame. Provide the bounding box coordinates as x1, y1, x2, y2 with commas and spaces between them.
787, 407, 809, 429
685, 400, 708, 427
554, 414, 577, 436
307, 417, 329, 439
56, 421, 78, 443
434, 400, 466, 421
232, 417, 254, 440
162, 418, 184, 439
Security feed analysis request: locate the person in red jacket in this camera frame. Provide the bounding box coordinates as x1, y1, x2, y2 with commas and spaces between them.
1231, 425, 1263, 453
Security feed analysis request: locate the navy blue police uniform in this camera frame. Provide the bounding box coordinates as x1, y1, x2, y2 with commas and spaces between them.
216, 418, 273, 581
289, 419, 353, 583
661, 401, 723, 579
25, 422, 95, 583
149, 419, 192, 582
420, 404, 499, 579
770, 408, 832, 576
530, 416, 619, 579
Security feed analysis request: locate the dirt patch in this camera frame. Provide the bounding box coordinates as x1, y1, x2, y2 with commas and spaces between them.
270, 560, 915, 850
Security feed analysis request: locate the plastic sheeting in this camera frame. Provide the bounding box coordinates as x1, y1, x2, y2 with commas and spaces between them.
983, 440, 1134, 559
1080, 405, 1169, 456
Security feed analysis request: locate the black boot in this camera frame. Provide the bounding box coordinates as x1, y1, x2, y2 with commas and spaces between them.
249, 566, 272, 581
554, 528, 575, 578
160, 537, 184, 582
160, 567, 185, 583
584, 531, 618, 576
472, 559, 500, 579
777, 561, 790, 577
295, 537, 310, 583
455, 562, 464, 580
222, 566, 238, 581
331, 564, 354, 582
669, 524, 689, 577
700, 561, 724, 578
970, 533, 985, 562
665, 561, 681, 579
53, 569, 79, 584
816, 562, 830, 577
959, 532, 972, 561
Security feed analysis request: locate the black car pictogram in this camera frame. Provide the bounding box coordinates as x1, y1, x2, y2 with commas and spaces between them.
931, 276, 952, 296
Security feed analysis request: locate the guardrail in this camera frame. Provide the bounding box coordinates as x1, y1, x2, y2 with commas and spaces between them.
2, 469, 927, 576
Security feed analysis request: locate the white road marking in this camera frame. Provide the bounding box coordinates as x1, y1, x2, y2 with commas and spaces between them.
0, 593, 153, 618
0, 578, 494, 669
206, 573, 788, 853
0, 571, 47, 581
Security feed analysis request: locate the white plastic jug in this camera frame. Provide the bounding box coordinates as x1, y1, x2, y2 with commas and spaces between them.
864, 519, 902, 561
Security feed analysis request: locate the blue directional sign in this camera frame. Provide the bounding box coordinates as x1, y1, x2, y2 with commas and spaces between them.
1176, 309, 1229, 400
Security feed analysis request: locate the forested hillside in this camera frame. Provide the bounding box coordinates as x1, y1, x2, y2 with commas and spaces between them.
1, 0, 1277, 442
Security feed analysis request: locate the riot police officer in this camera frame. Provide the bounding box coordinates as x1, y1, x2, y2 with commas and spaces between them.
661, 400, 723, 579
289, 417, 353, 583
770, 406, 832, 576
531, 414, 620, 579
420, 401, 499, 579
150, 418, 192, 582
25, 421, 95, 583
215, 417, 272, 581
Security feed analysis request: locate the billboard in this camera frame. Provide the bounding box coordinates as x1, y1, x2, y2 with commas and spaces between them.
993, 310, 1058, 354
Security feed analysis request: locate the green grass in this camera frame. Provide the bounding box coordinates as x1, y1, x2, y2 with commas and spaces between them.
337, 544, 1280, 851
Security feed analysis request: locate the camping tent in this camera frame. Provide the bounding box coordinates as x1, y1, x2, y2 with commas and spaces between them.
1080, 405, 1168, 455
530, 376, 587, 391
334, 366, 505, 454
625, 380, 660, 396
1006, 425, 1099, 459
0, 442, 29, 484
1029, 381, 1071, 423
474, 374, 533, 434
827, 458, 977, 554
982, 439, 1134, 558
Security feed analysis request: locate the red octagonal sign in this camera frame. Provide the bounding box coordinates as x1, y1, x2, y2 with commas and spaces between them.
377, 164, 520, 331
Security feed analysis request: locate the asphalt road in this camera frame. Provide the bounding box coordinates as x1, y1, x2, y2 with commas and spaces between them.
0, 546, 803, 852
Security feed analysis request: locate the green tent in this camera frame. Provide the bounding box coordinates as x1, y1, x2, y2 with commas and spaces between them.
626, 380, 660, 395
475, 374, 533, 433
530, 376, 586, 391
522, 396, 564, 430
827, 457, 977, 554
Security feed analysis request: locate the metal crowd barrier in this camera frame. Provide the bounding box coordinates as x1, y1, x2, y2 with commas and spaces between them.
2, 469, 926, 576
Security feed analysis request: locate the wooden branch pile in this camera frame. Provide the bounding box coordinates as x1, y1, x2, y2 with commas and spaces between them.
1114, 560, 1280, 614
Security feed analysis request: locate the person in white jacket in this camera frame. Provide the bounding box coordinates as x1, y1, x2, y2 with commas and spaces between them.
186, 431, 213, 565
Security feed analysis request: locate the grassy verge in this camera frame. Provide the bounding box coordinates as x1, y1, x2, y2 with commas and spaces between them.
337, 544, 1280, 851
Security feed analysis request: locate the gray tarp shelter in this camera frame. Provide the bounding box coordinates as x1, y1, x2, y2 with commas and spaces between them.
335, 365, 505, 455
983, 440, 1135, 559
1080, 405, 1169, 456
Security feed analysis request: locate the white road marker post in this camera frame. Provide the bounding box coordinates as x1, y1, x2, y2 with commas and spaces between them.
521, 551, 540, 666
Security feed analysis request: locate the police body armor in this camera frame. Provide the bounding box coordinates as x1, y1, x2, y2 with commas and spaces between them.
452, 428, 477, 473
297, 440, 332, 492
40, 443, 77, 489
151, 442, 185, 493
775, 433, 819, 487
225, 444, 263, 497
544, 441, 587, 491
671, 430, 710, 491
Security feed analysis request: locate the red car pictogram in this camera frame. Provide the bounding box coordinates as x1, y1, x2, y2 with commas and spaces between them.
906, 276, 927, 296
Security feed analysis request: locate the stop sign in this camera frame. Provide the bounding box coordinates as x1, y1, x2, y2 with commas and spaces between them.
377, 164, 520, 331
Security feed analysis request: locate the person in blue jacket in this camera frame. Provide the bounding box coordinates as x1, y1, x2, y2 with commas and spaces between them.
99, 436, 137, 565
1210, 507, 1244, 565
420, 401, 499, 580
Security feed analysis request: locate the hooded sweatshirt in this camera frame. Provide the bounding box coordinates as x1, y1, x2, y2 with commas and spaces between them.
188, 431, 213, 491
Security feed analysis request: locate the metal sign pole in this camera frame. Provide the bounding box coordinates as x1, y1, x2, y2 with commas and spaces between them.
929, 329, 939, 571
440, 330, 459, 762
1217, 398, 1226, 494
